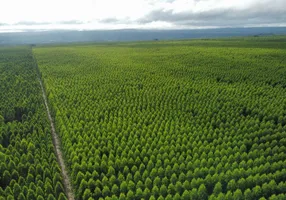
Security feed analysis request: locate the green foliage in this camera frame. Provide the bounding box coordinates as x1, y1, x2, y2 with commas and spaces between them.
34, 36, 286, 199
0, 47, 67, 198
213, 182, 222, 195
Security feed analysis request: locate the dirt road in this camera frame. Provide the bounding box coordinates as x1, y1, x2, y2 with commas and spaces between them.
38, 71, 75, 200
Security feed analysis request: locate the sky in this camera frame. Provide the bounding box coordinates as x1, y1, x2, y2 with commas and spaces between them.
0, 0, 285, 31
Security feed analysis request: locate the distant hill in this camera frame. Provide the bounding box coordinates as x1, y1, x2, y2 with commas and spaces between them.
1, 27, 286, 45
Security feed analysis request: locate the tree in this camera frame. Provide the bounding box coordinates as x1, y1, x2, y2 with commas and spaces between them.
269, 194, 278, 200
134, 171, 141, 183
126, 190, 134, 200
7, 195, 14, 200
253, 185, 262, 199
233, 189, 243, 200
173, 193, 181, 200
166, 183, 175, 195
266, 180, 277, 197
198, 184, 208, 200
157, 195, 164, 200
127, 180, 135, 191
165, 194, 173, 200
36, 187, 44, 198
183, 180, 191, 190
244, 188, 252, 200
135, 188, 143, 199
217, 193, 225, 200
227, 179, 236, 192
47, 194, 57, 200
52, 172, 61, 187
162, 177, 169, 186
107, 166, 115, 177
2, 170, 11, 186
170, 174, 177, 184
120, 181, 128, 193
213, 182, 222, 195
225, 191, 233, 200
152, 186, 159, 197
143, 188, 150, 199
102, 186, 111, 197
119, 193, 126, 200
145, 178, 152, 189
136, 180, 144, 190
154, 176, 161, 187
175, 181, 183, 194
182, 190, 190, 200
102, 176, 109, 187
191, 178, 199, 189
0, 115, 4, 125
58, 193, 68, 200
54, 182, 64, 197
83, 189, 92, 200
16, 191, 25, 200
27, 189, 36, 199
45, 181, 53, 194
277, 181, 286, 194
190, 188, 198, 200
94, 187, 101, 198
160, 185, 167, 197
75, 171, 85, 186
13, 183, 21, 198
259, 197, 266, 200
237, 178, 246, 191
11, 170, 19, 181
209, 194, 216, 200
149, 195, 156, 200
111, 184, 119, 195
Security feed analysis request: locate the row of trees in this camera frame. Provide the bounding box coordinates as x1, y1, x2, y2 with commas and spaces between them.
0, 47, 67, 199
34, 38, 286, 199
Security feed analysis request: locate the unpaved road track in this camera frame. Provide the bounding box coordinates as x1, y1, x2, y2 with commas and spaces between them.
37, 67, 75, 200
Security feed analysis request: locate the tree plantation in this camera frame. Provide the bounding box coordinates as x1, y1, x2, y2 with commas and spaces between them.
0, 47, 67, 199
1, 36, 286, 199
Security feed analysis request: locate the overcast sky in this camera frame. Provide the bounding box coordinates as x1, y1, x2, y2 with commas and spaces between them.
0, 0, 285, 31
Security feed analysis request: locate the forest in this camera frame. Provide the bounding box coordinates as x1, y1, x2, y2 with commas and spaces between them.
1, 36, 286, 199
0, 47, 67, 199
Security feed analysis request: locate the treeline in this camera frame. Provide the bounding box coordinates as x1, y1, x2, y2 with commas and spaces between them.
34, 37, 286, 199
0, 47, 67, 199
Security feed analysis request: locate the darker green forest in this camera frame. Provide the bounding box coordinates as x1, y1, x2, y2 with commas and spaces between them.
0, 47, 67, 199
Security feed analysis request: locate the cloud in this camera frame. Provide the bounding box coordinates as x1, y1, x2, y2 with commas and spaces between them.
98, 18, 123, 24
98, 17, 133, 24
58, 20, 86, 25
0, 0, 286, 29
15, 21, 52, 26
137, 0, 286, 27
14, 20, 86, 26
